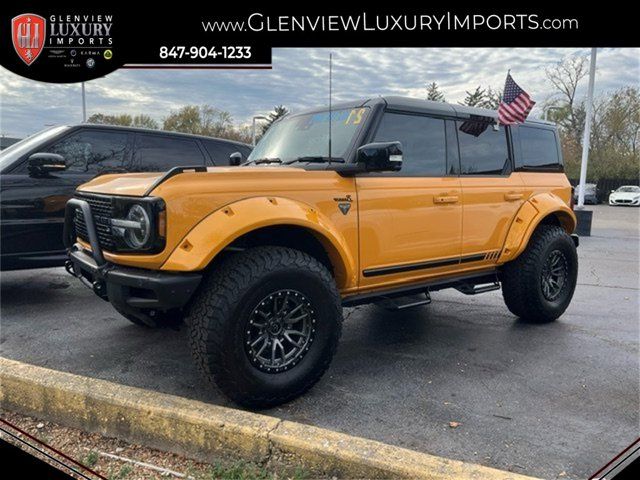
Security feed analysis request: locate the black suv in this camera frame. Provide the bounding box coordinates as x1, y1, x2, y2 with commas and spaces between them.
0, 124, 252, 271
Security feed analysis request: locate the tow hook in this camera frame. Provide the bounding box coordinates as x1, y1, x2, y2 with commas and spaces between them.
64, 260, 75, 276
92, 280, 108, 300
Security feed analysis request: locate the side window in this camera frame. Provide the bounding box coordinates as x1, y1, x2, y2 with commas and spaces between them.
43, 130, 128, 174
374, 112, 446, 176
445, 120, 460, 175
132, 135, 205, 172
203, 140, 245, 165
457, 121, 510, 175
517, 126, 560, 169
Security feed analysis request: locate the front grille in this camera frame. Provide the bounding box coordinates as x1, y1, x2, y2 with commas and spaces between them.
74, 194, 115, 250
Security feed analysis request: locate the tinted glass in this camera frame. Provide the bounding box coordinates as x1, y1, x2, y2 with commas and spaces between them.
445, 120, 460, 175
132, 134, 204, 172
457, 121, 509, 175
44, 130, 128, 174
204, 140, 248, 165
374, 112, 446, 176
248, 108, 368, 163
519, 126, 559, 168
0, 126, 69, 171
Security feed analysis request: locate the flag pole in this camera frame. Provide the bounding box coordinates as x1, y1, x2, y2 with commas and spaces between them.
577, 48, 597, 209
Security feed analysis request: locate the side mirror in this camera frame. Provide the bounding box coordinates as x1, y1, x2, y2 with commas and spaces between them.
356, 141, 403, 172
28, 153, 66, 177
229, 151, 243, 166
611, 190, 615, 193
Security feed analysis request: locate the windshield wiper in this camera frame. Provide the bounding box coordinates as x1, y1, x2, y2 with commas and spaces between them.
246, 157, 282, 165
284, 156, 345, 165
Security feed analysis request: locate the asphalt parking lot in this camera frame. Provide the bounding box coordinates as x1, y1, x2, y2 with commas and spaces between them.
1, 204, 638, 479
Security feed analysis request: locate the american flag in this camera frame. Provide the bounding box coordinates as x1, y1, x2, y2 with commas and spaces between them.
498, 73, 535, 125
459, 114, 493, 137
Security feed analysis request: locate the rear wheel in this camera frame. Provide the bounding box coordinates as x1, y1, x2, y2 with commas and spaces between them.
501, 224, 578, 323
187, 246, 343, 408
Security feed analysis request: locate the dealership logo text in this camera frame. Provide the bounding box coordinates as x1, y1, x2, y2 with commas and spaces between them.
48, 14, 113, 46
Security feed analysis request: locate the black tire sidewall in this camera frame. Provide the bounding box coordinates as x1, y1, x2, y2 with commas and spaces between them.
219, 266, 340, 401
533, 232, 578, 318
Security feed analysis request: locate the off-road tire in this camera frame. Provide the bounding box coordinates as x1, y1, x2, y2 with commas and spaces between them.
501, 224, 578, 323
113, 305, 183, 328
187, 246, 343, 408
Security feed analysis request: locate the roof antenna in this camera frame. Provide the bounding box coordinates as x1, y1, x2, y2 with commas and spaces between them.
328, 52, 333, 165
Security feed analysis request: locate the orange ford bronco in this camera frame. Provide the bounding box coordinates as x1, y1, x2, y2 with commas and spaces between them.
65, 97, 579, 407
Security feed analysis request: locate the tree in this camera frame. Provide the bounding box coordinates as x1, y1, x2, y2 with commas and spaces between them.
87, 113, 159, 129
87, 113, 133, 126
162, 105, 234, 137
261, 105, 289, 135
484, 87, 503, 110
553, 86, 640, 181
132, 114, 158, 129
425, 82, 446, 102
544, 55, 589, 144
162, 104, 252, 143
460, 86, 487, 108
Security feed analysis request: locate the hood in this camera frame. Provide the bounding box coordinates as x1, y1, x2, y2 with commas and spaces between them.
76, 166, 308, 197
77, 171, 165, 197
611, 191, 640, 200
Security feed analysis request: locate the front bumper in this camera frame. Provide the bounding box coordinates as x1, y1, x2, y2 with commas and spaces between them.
64, 198, 201, 313
609, 198, 640, 206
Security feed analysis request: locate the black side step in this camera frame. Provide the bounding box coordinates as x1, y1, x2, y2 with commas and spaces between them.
375, 292, 431, 311
342, 270, 498, 307
454, 282, 501, 295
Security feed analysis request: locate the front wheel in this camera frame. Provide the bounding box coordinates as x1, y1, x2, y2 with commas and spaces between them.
187, 246, 343, 408
501, 224, 578, 323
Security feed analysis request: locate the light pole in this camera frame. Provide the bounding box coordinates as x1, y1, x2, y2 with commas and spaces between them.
252, 115, 268, 146
577, 48, 597, 209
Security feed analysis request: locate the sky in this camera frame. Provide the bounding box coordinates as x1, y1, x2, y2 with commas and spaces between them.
1, 47, 638, 138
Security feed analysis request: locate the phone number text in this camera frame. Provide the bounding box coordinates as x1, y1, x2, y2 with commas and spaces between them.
159, 46, 252, 60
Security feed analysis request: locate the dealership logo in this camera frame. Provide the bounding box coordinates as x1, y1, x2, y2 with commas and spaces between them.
12, 14, 46, 65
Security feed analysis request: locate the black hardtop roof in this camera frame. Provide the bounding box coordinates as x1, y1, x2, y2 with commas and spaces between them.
66, 123, 252, 147
293, 96, 555, 128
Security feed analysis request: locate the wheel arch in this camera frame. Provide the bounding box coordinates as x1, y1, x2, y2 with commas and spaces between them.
498, 193, 577, 263
160, 196, 357, 290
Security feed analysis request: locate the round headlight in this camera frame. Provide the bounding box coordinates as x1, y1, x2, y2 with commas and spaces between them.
124, 204, 151, 249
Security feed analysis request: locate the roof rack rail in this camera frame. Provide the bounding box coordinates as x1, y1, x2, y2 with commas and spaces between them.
143, 165, 208, 196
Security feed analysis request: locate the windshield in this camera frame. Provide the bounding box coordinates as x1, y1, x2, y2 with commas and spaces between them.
0, 126, 69, 171
247, 107, 369, 163
616, 186, 640, 193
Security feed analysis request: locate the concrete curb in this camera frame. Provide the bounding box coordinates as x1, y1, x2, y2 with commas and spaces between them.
0, 357, 538, 479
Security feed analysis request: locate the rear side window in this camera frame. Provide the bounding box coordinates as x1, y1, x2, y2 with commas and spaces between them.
518, 126, 560, 169
132, 134, 205, 172
43, 129, 128, 174
457, 121, 510, 175
203, 140, 249, 165
374, 112, 446, 176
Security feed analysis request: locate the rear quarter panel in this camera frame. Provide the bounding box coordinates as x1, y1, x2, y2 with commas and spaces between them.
519, 172, 572, 205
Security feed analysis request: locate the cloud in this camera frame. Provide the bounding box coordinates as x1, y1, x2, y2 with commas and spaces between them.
1, 47, 638, 138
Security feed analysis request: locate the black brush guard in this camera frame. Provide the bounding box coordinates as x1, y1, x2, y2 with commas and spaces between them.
64, 197, 201, 312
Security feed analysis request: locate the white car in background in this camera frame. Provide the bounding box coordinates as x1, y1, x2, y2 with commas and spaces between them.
609, 185, 640, 206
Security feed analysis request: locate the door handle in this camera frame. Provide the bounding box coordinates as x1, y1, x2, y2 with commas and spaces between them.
504, 192, 523, 201
434, 195, 459, 204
